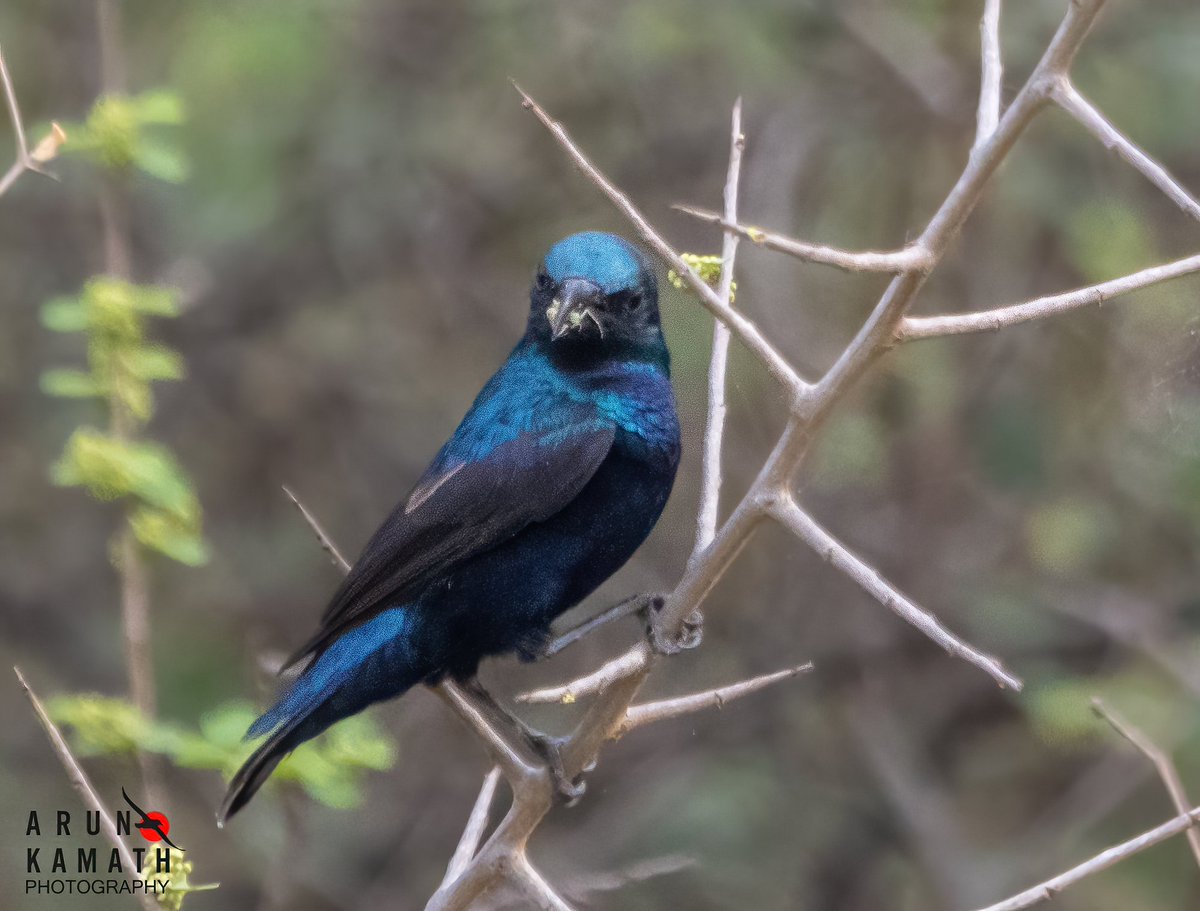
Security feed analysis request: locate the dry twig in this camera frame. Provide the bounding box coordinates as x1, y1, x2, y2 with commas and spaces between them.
15, 667, 158, 911
0, 42, 64, 198
975, 806, 1200, 911
1091, 698, 1200, 869
673, 205, 932, 274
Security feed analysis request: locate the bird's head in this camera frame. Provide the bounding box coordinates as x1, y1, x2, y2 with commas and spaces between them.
529, 231, 664, 364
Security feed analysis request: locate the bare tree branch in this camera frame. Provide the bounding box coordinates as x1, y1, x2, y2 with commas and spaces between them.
673, 205, 932, 274
435, 4, 1116, 900
899, 252, 1200, 340
694, 99, 744, 555
1051, 78, 1200, 222
15, 667, 158, 911
768, 495, 1022, 690
441, 767, 502, 889
619, 663, 813, 735
1091, 698, 1200, 869
974, 806, 1200, 911
517, 646, 650, 706
975, 0, 1004, 149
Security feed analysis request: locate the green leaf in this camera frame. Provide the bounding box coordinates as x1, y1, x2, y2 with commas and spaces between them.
130, 506, 210, 566
46, 694, 155, 757
40, 369, 104, 398
40, 296, 88, 332
135, 137, 191, 184
84, 95, 140, 171
133, 89, 185, 125
127, 345, 185, 381
52, 429, 199, 519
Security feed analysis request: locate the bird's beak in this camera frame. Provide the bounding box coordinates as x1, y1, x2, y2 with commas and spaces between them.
546, 278, 604, 340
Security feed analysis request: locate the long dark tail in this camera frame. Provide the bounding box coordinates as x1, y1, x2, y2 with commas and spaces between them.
218, 606, 422, 825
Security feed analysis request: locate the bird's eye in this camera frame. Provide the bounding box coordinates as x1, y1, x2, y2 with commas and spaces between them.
626, 292, 643, 311
536, 271, 553, 292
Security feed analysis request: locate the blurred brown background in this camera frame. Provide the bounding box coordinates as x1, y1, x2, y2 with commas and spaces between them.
2, 0, 1200, 908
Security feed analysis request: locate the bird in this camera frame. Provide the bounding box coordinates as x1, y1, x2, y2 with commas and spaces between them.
218, 231, 681, 824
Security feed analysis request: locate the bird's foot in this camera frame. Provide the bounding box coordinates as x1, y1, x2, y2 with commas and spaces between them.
647, 603, 704, 656
524, 731, 587, 805
539, 591, 669, 659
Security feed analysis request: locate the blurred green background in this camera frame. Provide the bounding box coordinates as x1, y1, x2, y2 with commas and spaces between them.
2, 0, 1200, 908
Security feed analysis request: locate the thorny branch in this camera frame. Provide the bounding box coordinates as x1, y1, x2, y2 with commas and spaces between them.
673, 204, 934, 274
0, 41, 64, 199
264, 1, 1200, 906
1091, 698, 1200, 869
428, 0, 1200, 906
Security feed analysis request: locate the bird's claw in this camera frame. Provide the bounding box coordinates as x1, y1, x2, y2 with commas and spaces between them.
525, 732, 587, 805
648, 605, 703, 656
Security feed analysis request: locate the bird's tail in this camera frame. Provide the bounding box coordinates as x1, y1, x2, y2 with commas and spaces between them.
218, 606, 423, 825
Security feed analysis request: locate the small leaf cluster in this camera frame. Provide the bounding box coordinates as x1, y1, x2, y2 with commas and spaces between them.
146, 848, 219, 911
42, 279, 208, 565
62, 90, 190, 183
667, 252, 737, 302
49, 695, 399, 810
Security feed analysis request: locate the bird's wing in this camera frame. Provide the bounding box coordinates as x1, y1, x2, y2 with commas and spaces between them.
284, 418, 616, 667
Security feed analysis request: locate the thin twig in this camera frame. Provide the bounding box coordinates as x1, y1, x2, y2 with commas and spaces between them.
673, 205, 932, 274
441, 766, 502, 888
0, 41, 30, 197
1091, 698, 1200, 869
15, 667, 158, 911
560, 854, 695, 899
975, 0, 1004, 150
619, 663, 813, 735
283, 485, 352, 572
517, 647, 650, 705
694, 99, 744, 555
974, 806, 1200, 911
899, 252, 1200, 340
1052, 78, 1200, 222
768, 496, 1022, 690
512, 81, 811, 402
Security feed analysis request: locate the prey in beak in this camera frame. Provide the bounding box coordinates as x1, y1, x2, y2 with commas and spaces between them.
546, 277, 605, 340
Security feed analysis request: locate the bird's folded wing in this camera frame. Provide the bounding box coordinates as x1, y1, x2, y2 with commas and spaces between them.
283, 420, 617, 667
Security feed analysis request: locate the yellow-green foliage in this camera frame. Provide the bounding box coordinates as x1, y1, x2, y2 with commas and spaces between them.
147, 848, 218, 911
667, 253, 737, 302
49, 695, 398, 811
42, 278, 208, 566
63, 90, 190, 183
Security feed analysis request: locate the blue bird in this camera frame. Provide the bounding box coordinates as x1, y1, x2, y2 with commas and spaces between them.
219, 231, 680, 823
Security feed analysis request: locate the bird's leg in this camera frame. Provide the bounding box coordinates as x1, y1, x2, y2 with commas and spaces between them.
460, 677, 586, 804
540, 591, 669, 659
